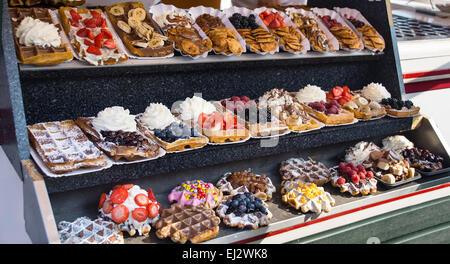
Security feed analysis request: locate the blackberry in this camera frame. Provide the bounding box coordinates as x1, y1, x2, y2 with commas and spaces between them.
405, 100, 413, 109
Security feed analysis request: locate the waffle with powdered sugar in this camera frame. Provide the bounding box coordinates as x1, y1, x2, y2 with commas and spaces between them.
58, 217, 124, 244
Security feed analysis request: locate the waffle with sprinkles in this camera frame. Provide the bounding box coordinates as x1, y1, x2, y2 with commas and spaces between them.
168, 180, 222, 208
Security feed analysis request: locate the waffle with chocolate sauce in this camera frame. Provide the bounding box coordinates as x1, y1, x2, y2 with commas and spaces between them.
9, 7, 73, 65
27, 120, 108, 174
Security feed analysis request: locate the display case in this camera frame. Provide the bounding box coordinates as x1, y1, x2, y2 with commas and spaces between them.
1, 0, 449, 244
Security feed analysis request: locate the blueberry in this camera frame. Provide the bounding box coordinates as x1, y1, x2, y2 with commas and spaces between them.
231, 200, 239, 208
248, 202, 255, 211
226, 199, 232, 206
239, 200, 247, 207
238, 205, 247, 213
239, 194, 246, 200
255, 197, 262, 203
244, 192, 252, 197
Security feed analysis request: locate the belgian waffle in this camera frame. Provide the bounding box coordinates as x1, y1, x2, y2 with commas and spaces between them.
154, 203, 221, 244
27, 120, 108, 174
201, 127, 250, 144
281, 180, 335, 214
9, 7, 73, 66
58, 217, 124, 244
279, 157, 331, 186
216, 169, 276, 201
302, 104, 355, 125
105, 1, 174, 58
75, 117, 161, 162
330, 167, 378, 196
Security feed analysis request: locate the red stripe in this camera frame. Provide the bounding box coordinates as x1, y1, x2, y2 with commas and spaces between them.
404, 78, 450, 93
403, 69, 450, 79
233, 183, 450, 244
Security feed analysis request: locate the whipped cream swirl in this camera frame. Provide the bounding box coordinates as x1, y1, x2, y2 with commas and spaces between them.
92, 106, 137, 132
175, 96, 216, 122
382, 135, 414, 153
361, 82, 391, 103
296, 84, 326, 103
15, 17, 61, 48
140, 103, 176, 130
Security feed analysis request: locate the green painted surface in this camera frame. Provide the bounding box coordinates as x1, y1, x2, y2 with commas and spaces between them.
287, 196, 450, 244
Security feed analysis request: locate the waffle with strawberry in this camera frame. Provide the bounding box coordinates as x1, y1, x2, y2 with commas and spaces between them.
330, 162, 377, 196
197, 111, 249, 144
98, 184, 162, 236
59, 7, 128, 65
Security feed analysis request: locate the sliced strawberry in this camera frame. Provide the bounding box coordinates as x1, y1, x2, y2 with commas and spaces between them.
111, 204, 129, 223
110, 188, 128, 204
197, 113, 208, 127
120, 184, 134, 190
101, 29, 113, 39
94, 32, 104, 48
76, 28, 89, 38
101, 18, 107, 28
103, 38, 116, 49
279, 20, 286, 27
86, 45, 102, 55
147, 188, 157, 202
69, 18, 79, 27
131, 208, 148, 222
155, 202, 162, 214
95, 17, 104, 27
90, 10, 101, 19
98, 193, 107, 209
102, 200, 114, 214
263, 9, 271, 16
268, 19, 281, 29
265, 13, 275, 24
337, 97, 348, 106
259, 13, 265, 20
332, 87, 343, 97
135, 193, 150, 206
84, 39, 94, 46
87, 29, 94, 40
147, 203, 159, 219
70, 9, 82, 22
84, 18, 96, 28
262, 19, 270, 26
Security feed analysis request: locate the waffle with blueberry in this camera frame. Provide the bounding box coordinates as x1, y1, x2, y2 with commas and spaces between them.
381, 98, 420, 118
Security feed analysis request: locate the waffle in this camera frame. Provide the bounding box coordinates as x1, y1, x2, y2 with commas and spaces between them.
216, 169, 276, 201
201, 127, 250, 144
59, 7, 128, 66
343, 93, 386, 120
168, 180, 223, 208
105, 2, 174, 58
136, 120, 208, 153
330, 167, 377, 196
279, 157, 332, 186
27, 120, 108, 174
384, 106, 420, 118
281, 180, 335, 214
9, 8, 73, 66
154, 203, 221, 244
302, 104, 355, 125
216, 193, 272, 229
58, 217, 124, 244
75, 117, 161, 162
8, 0, 41, 7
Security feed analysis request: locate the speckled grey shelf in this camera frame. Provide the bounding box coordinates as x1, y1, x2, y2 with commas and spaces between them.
42, 116, 413, 194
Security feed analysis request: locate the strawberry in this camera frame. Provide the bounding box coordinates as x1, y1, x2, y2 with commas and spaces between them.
337, 177, 346, 185
279, 20, 286, 27
102, 200, 113, 214
366, 171, 374, 179
265, 13, 275, 24
240, 96, 250, 102
131, 208, 148, 222
230, 96, 241, 102
147, 203, 159, 219
135, 193, 150, 206
84, 39, 94, 46
70, 9, 82, 22
94, 32, 104, 48
338, 97, 348, 106
98, 193, 107, 209
90, 10, 101, 19
263, 9, 271, 16
351, 174, 360, 184
111, 204, 129, 223
76, 28, 89, 38
147, 188, 157, 202
359, 172, 366, 180
95, 17, 105, 27
259, 13, 265, 20
275, 13, 283, 22
121, 184, 135, 190
69, 18, 79, 27
110, 188, 128, 204
87, 45, 102, 55
357, 165, 366, 173
84, 18, 96, 28
101, 29, 113, 39
155, 202, 162, 214
87, 30, 94, 40
268, 19, 281, 29
103, 39, 116, 49
197, 113, 208, 127
332, 87, 343, 97
101, 18, 107, 28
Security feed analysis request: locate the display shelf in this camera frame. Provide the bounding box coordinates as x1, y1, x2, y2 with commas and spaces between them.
42, 116, 413, 194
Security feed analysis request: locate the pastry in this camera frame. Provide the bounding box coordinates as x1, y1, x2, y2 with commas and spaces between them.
344, 141, 382, 166
288, 11, 332, 52
229, 13, 278, 53
197, 111, 250, 144
27, 120, 108, 174
58, 217, 123, 244
381, 98, 420, 118
105, 2, 174, 57
382, 135, 414, 153
280, 157, 331, 186
168, 179, 222, 208
360, 82, 391, 103
303, 100, 355, 125
318, 14, 363, 50
98, 184, 162, 236
9, 8, 73, 65
154, 203, 221, 244
281, 181, 335, 214
343, 92, 386, 120
136, 103, 208, 152
216, 169, 276, 201
75, 106, 161, 162
344, 14, 385, 51
59, 7, 128, 66
259, 9, 303, 53
216, 192, 272, 229
401, 147, 444, 172
330, 162, 377, 196
362, 149, 416, 184
195, 14, 243, 55
219, 96, 289, 137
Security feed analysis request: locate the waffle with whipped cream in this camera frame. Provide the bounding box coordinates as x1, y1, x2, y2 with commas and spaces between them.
27, 120, 108, 174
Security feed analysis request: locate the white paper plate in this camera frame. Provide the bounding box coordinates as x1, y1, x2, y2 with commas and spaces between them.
289, 118, 326, 133
323, 117, 359, 127
188, 5, 247, 56
222, 6, 280, 55
149, 3, 212, 59
253, 7, 310, 55
311, 7, 364, 52
29, 146, 114, 178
